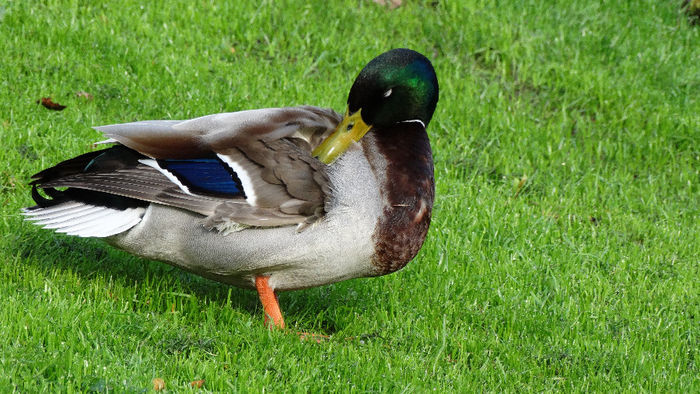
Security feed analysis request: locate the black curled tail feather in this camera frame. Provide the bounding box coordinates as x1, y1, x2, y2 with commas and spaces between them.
31, 185, 68, 208
28, 146, 148, 210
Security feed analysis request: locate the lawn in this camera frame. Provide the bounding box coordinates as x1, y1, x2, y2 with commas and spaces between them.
0, 0, 698, 391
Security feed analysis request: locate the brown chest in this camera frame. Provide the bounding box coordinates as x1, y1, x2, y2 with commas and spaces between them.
365, 123, 435, 275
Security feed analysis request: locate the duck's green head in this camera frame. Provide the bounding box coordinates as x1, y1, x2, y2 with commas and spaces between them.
314, 48, 439, 164
348, 48, 439, 128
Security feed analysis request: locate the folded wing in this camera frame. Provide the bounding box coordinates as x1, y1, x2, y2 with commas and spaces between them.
27, 106, 342, 235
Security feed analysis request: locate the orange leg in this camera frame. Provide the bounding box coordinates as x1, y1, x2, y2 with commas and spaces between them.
254, 276, 328, 342
255, 276, 285, 330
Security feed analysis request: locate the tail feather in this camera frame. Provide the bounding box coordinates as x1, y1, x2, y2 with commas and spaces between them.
23, 202, 145, 238
25, 145, 149, 238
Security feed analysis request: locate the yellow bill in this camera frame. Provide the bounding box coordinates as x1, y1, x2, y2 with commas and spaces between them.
313, 109, 372, 164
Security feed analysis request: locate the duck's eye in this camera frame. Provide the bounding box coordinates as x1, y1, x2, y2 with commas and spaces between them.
383, 88, 392, 98
346, 122, 354, 131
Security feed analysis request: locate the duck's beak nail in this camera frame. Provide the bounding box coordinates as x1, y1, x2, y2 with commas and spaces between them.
313, 109, 372, 164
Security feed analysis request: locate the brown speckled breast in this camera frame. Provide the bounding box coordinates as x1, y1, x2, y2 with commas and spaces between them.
364, 122, 435, 275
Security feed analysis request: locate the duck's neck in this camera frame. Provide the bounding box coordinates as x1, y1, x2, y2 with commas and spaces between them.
363, 122, 435, 275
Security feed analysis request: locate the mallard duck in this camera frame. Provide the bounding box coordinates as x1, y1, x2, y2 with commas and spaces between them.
23, 48, 439, 329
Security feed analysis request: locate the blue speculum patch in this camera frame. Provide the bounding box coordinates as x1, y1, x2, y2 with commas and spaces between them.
159, 158, 246, 197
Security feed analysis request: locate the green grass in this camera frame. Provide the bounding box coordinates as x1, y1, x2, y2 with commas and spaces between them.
1, 0, 698, 391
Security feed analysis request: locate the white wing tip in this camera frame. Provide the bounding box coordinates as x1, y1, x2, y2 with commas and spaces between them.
23, 202, 145, 238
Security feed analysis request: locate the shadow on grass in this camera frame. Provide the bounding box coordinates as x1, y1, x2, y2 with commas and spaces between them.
9, 228, 344, 332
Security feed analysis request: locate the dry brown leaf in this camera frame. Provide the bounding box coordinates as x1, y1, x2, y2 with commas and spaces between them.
152, 378, 165, 391
190, 379, 205, 388
298, 332, 330, 343
37, 97, 66, 111
372, 0, 402, 9
75, 91, 93, 100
